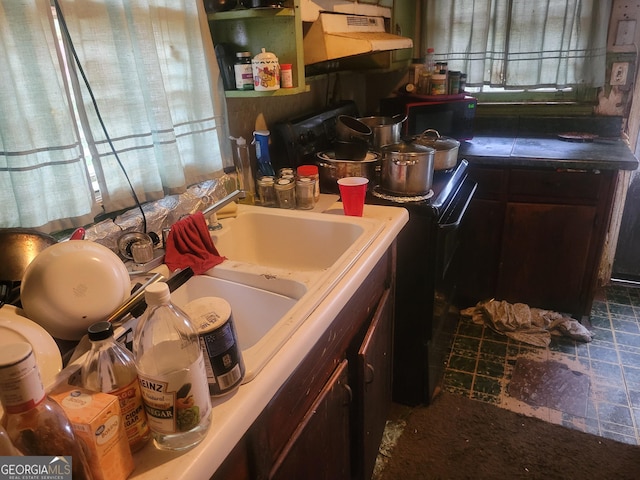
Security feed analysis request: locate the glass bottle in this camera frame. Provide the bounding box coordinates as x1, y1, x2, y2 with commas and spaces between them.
133, 282, 211, 451
0, 342, 93, 479
231, 136, 256, 205
81, 321, 151, 452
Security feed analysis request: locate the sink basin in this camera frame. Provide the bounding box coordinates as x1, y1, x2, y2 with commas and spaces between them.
211, 208, 381, 271
171, 275, 303, 382
169, 205, 385, 382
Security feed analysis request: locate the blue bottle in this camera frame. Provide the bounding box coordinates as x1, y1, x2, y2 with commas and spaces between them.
253, 130, 276, 177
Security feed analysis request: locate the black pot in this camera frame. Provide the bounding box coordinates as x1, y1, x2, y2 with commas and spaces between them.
204, 0, 237, 12
240, 0, 282, 7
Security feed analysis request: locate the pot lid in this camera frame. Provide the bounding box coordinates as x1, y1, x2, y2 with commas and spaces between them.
414, 129, 460, 150
381, 142, 435, 155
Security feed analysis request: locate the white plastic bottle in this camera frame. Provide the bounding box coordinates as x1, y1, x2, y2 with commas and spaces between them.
133, 282, 212, 451
81, 321, 151, 452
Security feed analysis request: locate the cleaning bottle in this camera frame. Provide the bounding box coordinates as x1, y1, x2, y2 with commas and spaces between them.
252, 130, 276, 177
230, 136, 256, 204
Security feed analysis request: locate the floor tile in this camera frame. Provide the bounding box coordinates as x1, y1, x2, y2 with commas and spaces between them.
441, 284, 640, 445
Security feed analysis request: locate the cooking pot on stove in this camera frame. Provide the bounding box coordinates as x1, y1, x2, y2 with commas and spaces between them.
358, 114, 407, 150
0, 228, 58, 307
316, 150, 380, 193
380, 142, 435, 196
412, 129, 460, 170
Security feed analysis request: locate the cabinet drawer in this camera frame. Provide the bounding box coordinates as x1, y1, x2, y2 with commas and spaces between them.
509, 169, 603, 203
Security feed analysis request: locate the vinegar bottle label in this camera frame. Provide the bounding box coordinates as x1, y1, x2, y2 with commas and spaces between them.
111, 378, 150, 451
137, 355, 211, 435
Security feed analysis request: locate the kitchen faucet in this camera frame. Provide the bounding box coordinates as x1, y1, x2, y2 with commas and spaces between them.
202, 189, 246, 217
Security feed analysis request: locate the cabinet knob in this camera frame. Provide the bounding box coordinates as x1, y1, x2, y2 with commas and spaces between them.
342, 383, 353, 406
365, 364, 375, 384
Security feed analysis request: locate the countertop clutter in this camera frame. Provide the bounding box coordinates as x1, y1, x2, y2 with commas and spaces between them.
51, 198, 408, 480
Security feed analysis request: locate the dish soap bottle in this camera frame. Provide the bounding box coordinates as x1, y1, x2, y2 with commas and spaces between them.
81, 321, 151, 452
231, 136, 256, 204
133, 282, 212, 451
253, 129, 275, 177
0, 342, 93, 479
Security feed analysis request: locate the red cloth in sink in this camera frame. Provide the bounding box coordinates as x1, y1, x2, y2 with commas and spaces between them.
164, 211, 225, 274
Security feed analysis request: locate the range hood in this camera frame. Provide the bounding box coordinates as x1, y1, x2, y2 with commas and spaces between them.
303, 12, 413, 65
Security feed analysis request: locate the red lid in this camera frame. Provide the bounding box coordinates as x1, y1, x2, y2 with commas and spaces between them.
297, 165, 318, 176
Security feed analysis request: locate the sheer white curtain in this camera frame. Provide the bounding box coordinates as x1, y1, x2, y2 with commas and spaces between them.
422, 0, 611, 88
0, 0, 226, 232
0, 1, 99, 232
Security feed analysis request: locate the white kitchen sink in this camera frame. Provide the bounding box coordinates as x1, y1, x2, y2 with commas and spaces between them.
168, 205, 386, 382
211, 207, 381, 271
171, 275, 302, 382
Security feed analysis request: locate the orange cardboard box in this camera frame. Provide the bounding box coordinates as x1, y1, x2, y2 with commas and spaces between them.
50, 385, 134, 480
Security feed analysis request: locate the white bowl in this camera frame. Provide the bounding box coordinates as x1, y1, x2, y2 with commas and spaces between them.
20, 241, 130, 340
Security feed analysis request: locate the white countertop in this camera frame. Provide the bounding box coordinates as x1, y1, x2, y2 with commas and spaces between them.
128, 199, 408, 479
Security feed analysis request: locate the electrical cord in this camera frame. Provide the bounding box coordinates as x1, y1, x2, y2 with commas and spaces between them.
53, 0, 148, 233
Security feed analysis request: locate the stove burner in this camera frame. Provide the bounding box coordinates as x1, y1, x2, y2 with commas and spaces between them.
371, 186, 434, 203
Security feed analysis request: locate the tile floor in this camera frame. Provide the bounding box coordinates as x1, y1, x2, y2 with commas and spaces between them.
442, 283, 640, 445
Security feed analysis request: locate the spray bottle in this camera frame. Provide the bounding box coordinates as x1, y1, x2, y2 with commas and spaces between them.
252, 130, 276, 177
230, 135, 256, 204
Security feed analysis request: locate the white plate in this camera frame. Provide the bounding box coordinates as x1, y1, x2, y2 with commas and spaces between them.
20, 240, 131, 341
0, 305, 62, 389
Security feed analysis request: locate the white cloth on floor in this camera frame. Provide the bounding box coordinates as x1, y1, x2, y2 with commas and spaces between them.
460, 299, 594, 347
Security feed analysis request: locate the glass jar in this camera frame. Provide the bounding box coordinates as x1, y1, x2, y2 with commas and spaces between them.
296, 165, 320, 202
234, 52, 254, 91
296, 177, 316, 210
430, 73, 447, 95
274, 177, 296, 209
257, 175, 276, 207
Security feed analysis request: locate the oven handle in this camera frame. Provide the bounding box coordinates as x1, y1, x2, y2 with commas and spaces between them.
438, 178, 477, 231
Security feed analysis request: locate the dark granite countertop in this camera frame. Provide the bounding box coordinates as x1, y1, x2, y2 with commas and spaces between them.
459, 136, 639, 171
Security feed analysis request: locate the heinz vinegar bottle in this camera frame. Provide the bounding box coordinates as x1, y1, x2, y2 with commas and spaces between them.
81, 321, 151, 452
133, 282, 211, 451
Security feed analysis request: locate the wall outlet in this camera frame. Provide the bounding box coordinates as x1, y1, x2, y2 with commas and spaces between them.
610, 62, 629, 86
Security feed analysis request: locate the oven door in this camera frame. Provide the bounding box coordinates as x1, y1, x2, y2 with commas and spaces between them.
427, 172, 476, 400
436, 173, 477, 284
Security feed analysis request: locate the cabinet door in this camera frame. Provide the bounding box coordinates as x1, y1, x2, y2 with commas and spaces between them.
269, 360, 351, 480
456, 198, 505, 306
356, 288, 393, 480
497, 202, 596, 315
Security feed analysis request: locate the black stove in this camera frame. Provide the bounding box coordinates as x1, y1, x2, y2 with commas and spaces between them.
274, 102, 477, 405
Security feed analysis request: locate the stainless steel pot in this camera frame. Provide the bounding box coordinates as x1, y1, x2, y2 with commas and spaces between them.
316, 150, 380, 193
412, 129, 460, 170
380, 142, 435, 196
358, 114, 407, 150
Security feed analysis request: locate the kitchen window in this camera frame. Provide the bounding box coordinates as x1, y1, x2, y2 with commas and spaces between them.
422, 0, 611, 102
0, 1, 227, 234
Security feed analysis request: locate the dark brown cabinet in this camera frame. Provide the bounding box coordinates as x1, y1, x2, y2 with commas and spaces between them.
211, 244, 396, 480
458, 165, 617, 320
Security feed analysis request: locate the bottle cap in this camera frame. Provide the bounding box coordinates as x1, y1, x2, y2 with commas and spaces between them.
144, 282, 171, 306
297, 165, 318, 176
87, 321, 114, 341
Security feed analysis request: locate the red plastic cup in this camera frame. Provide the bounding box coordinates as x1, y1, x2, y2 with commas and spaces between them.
337, 177, 369, 216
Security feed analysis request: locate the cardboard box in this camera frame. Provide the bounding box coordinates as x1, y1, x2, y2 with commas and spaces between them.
50, 385, 134, 480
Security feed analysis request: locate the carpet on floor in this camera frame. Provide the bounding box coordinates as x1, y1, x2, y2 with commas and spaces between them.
379, 392, 640, 480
